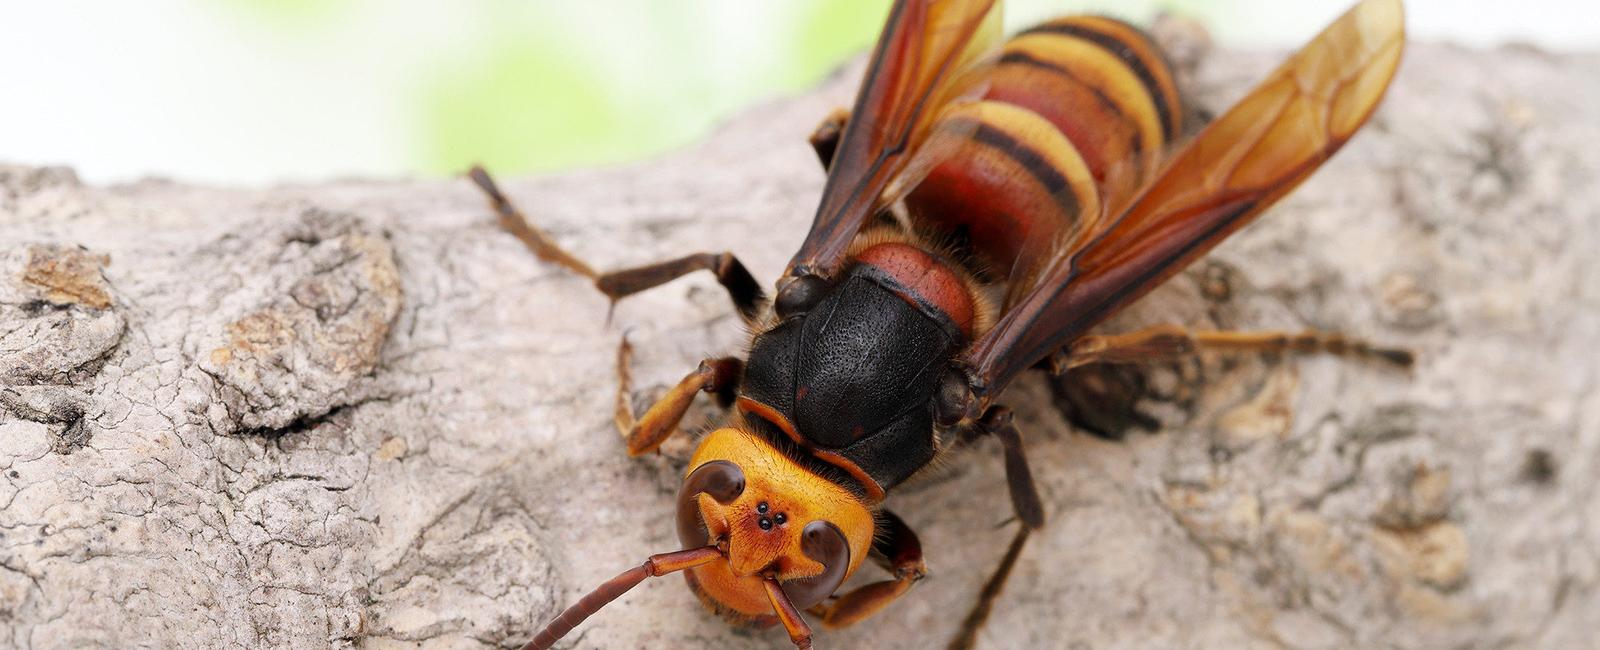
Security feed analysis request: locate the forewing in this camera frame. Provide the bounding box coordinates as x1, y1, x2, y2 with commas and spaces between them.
964, 0, 1406, 396
787, 0, 1002, 279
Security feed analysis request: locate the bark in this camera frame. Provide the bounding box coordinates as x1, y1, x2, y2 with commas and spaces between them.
2, 36, 1598, 649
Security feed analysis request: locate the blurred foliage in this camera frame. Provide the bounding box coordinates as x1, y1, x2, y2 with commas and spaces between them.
221, 0, 351, 26
424, 20, 632, 176
792, 0, 897, 86
12, 0, 1587, 184
195, 0, 1358, 179
411, 0, 1220, 176
418, 1, 896, 176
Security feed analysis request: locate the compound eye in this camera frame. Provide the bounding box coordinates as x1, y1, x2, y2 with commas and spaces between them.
779, 520, 851, 610
675, 461, 746, 548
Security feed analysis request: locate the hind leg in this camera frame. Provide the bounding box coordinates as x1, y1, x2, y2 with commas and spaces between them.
1054, 324, 1414, 370
1048, 325, 1410, 440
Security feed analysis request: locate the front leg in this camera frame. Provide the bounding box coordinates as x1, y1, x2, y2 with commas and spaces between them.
809, 509, 928, 628
613, 337, 743, 456
469, 166, 765, 320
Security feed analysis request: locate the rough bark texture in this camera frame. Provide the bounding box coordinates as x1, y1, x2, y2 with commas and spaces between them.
2, 36, 1598, 650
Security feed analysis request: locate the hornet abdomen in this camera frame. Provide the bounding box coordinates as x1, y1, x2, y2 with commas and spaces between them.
906, 16, 1184, 291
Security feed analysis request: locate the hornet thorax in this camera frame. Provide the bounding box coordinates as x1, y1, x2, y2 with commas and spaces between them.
736, 241, 984, 498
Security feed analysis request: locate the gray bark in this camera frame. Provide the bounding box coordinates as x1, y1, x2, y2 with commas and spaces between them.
2, 37, 1598, 649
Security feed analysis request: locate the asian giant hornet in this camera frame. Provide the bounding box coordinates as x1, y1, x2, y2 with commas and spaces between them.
470, 0, 1410, 647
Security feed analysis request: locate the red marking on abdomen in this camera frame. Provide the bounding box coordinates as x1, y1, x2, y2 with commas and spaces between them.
857, 243, 976, 336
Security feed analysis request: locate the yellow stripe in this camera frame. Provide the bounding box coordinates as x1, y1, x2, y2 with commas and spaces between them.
1061, 16, 1183, 139
944, 100, 1101, 225
1006, 32, 1165, 157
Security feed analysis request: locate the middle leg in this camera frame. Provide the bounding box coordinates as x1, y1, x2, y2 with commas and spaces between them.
944, 406, 1044, 649
947, 525, 1031, 650
469, 166, 765, 319
976, 406, 1045, 530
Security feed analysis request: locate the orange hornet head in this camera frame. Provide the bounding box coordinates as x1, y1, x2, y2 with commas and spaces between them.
676, 427, 876, 621
521, 427, 875, 650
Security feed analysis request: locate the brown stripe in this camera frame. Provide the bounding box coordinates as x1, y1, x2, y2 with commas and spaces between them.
1021, 22, 1177, 142
941, 117, 1083, 222
996, 50, 1145, 157
739, 396, 804, 445
737, 395, 887, 503
813, 450, 886, 503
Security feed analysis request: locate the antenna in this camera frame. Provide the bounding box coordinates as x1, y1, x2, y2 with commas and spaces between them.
521, 545, 722, 650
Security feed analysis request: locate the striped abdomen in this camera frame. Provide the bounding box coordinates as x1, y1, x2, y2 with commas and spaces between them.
905, 15, 1182, 292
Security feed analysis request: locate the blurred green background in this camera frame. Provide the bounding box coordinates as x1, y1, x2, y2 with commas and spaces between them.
2, 0, 1594, 185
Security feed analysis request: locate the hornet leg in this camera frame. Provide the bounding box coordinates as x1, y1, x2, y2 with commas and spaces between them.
977, 406, 1045, 530
946, 407, 1043, 649
807, 108, 900, 231
947, 525, 1031, 650
469, 166, 765, 320
809, 509, 928, 629
1050, 363, 1162, 440
1053, 324, 1414, 371
808, 107, 850, 171
613, 336, 742, 455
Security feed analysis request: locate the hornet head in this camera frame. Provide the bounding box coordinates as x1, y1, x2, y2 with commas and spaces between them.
675, 426, 875, 621
521, 426, 875, 650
